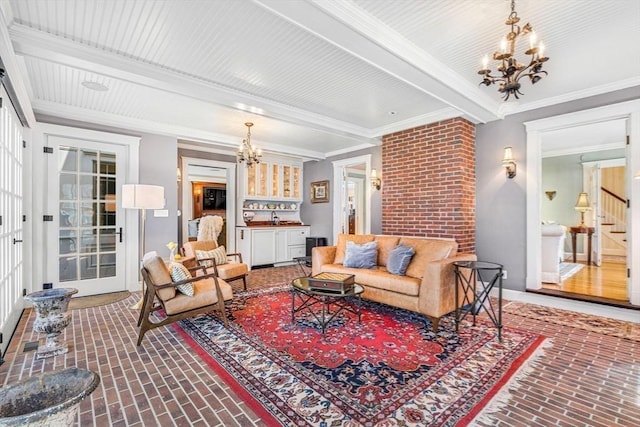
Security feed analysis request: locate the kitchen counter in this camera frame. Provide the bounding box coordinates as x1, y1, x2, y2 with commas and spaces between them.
243, 221, 306, 227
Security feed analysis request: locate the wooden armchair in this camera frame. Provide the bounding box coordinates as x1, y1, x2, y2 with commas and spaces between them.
182, 240, 248, 290
136, 256, 233, 346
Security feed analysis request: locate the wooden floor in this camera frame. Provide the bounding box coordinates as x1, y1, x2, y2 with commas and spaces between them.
542, 259, 628, 301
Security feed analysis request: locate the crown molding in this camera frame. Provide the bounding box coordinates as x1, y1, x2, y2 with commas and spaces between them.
32, 100, 328, 160
509, 77, 640, 116
370, 107, 463, 137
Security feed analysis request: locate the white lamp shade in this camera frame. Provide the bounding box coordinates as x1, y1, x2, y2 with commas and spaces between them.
122, 184, 165, 209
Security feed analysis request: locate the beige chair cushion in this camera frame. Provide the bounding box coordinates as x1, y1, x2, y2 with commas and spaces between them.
334, 234, 375, 264
399, 238, 456, 279
216, 263, 248, 281
192, 270, 234, 301
374, 236, 400, 267
163, 277, 232, 315
142, 256, 175, 301
182, 240, 218, 258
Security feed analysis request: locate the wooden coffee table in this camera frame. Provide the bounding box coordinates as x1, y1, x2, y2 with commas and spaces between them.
290, 276, 364, 334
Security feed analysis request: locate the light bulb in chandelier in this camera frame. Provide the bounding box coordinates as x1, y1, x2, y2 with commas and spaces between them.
478, 0, 549, 101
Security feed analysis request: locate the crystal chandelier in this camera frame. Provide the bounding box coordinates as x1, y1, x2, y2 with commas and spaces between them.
478, 0, 549, 101
236, 122, 262, 166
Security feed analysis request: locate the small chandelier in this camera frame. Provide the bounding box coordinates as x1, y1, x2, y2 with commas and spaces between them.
478, 0, 549, 101
236, 122, 262, 166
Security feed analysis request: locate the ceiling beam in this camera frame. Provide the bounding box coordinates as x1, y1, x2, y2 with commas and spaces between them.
9, 24, 379, 145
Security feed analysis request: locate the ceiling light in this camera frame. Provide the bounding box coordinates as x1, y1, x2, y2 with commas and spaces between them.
81, 81, 109, 91
237, 122, 262, 167
478, 0, 549, 100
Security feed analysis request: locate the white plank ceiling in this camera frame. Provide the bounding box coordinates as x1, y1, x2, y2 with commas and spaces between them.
2, 0, 639, 159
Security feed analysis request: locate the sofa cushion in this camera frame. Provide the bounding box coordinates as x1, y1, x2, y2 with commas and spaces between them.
374, 236, 400, 267
320, 264, 421, 296
387, 244, 415, 275
142, 256, 175, 301
334, 234, 375, 264
343, 241, 378, 269
399, 238, 455, 279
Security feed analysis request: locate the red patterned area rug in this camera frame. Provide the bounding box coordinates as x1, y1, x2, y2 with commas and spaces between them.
174, 286, 546, 426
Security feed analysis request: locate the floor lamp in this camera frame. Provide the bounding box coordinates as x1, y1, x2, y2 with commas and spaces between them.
122, 184, 165, 310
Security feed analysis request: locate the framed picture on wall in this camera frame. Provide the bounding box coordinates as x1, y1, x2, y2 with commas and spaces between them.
310, 180, 330, 203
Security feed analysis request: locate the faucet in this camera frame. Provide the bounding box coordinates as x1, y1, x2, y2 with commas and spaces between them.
271, 211, 279, 225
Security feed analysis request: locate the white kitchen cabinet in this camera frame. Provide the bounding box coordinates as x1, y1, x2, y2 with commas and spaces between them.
251, 229, 276, 266
236, 226, 310, 268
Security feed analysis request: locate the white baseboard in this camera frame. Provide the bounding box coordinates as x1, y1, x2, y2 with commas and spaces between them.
493, 289, 639, 324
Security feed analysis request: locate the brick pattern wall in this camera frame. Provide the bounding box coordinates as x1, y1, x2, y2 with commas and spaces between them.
381, 118, 476, 253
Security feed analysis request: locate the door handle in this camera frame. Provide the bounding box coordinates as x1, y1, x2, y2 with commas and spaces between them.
13, 238, 23, 244
115, 227, 123, 243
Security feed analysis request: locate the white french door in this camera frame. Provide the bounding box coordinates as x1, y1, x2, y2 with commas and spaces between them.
0, 86, 24, 357
45, 136, 127, 297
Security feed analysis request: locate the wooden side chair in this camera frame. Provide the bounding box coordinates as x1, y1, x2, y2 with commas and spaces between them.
136, 255, 233, 346
182, 240, 249, 290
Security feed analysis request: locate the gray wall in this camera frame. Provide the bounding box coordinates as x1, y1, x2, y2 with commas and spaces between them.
475, 86, 640, 291
301, 146, 382, 245
140, 133, 178, 257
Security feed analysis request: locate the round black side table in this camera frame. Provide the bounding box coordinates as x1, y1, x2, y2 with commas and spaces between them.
453, 260, 503, 341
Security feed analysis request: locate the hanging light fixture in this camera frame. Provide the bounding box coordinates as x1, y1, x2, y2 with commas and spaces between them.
478, 0, 549, 100
237, 122, 262, 166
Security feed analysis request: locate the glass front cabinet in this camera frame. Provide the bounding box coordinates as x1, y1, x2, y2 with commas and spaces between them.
241, 157, 302, 201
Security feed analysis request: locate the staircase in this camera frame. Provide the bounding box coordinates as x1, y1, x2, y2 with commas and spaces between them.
601, 187, 626, 256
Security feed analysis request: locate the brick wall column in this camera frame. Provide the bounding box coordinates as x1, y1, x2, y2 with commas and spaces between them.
381, 117, 476, 253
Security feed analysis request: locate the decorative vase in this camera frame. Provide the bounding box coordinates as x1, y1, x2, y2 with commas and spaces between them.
0, 367, 100, 426
24, 288, 78, 359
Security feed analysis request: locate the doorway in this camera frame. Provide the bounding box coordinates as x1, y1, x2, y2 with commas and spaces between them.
525, 99, 640, 307
541, 152, 628, 302
0, 85, 24, 357
39, 124, 139, 297
180, 157, 236, 251
332, 155, 372, 238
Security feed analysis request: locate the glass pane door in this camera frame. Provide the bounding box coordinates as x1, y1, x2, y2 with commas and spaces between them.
48, 137, 126, 296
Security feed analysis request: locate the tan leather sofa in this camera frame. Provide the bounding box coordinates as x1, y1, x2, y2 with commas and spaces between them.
312, 234, 476, 331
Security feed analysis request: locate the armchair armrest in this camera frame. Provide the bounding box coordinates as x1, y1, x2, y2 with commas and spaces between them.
226, 252, 244, 263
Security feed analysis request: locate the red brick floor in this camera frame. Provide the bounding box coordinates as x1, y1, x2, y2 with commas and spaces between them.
1, 265, 639, 426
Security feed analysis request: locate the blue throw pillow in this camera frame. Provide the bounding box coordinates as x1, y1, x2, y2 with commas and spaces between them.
343, 241, 378, 269
387, 244, 415, 275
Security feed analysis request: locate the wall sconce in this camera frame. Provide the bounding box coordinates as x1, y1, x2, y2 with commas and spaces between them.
574, 192, 591, 226
371, 169, 382, 190
635, 170, 640, 180
194, 188, 201, 203
502, 146, 516, 179
545, 190, 556, 201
